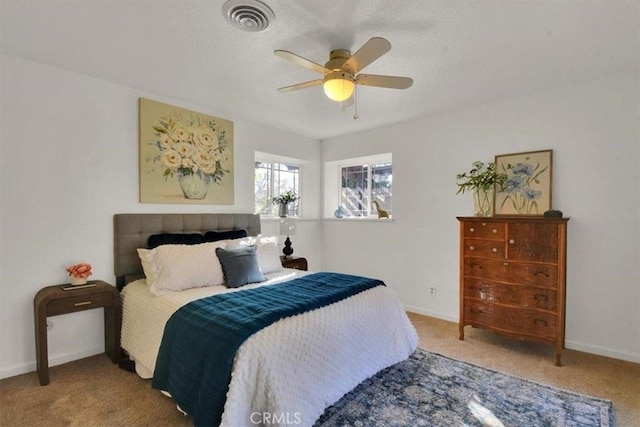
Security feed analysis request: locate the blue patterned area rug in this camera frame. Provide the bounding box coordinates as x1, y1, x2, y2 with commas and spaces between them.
315, 349, 615, 427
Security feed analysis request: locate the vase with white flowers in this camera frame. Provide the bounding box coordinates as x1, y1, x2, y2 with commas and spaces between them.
456, 161, 508, 216
271, 191, 299, 217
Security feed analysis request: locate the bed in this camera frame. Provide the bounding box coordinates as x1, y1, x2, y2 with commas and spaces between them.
114, 213, 418, 426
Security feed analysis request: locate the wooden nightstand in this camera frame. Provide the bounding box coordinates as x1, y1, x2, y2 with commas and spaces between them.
280, 256, 308, 271
34, 280, 121, 385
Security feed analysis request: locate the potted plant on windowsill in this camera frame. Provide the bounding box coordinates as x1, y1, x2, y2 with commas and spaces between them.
456, 161, 508, 217
272, 191, 299, 218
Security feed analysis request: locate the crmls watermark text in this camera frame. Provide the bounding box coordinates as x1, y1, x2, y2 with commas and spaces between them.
250, 412, 302, 425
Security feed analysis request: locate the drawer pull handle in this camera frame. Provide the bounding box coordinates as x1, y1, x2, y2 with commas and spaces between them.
74, 301, 92, 307
534, 319, 548, 327
534, 294, 548, 301
534, 271, 549, 278
492, 247, 498, 253
503, 262, 509, 266
509, 239, 515, 244
470, 263, 483, 270
470, 227, 475, 232
469, 246, 475, 250
492, 229, 497, 234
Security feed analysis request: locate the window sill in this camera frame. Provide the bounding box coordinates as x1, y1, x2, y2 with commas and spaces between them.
323, 217, 394, 222
259, 216, 393, 222
260, 216, 319, 221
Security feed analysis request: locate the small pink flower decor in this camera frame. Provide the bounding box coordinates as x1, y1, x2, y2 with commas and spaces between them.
66, 263, 92, 285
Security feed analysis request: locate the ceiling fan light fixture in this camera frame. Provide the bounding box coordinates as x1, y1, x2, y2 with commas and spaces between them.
323, 71, 355, 102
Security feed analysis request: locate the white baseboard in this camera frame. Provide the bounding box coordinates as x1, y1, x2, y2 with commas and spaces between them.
404, 304, 458, 323
565, 340, 640, 364
403, 305, 640, 364
0, 347, 104, 380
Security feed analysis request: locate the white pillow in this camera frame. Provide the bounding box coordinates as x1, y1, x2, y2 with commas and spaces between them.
227, 235, 283, 274
137, 241, 227, 295
137, 248, 156, 286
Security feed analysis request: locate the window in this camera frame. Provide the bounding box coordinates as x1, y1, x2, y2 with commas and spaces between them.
255, 156, 301, 217
341, 162, 392, 217
324, 153, 392, 218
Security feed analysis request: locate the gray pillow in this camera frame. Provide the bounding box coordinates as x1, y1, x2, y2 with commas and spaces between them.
215, 246, 266, 288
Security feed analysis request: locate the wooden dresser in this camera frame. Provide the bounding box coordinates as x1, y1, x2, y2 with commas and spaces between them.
457, 216, 569, 366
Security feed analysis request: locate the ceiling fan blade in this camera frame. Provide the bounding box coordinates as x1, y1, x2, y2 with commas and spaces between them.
356, 74, 414, 89
277, 79, 323, 93
274, 50, 330, 74
342, 37, 391, 74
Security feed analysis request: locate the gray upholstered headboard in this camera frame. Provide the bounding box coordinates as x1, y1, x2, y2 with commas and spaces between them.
113, 213, 261, 290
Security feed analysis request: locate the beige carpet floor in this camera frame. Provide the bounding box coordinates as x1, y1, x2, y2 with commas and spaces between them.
1, 313, 638, 426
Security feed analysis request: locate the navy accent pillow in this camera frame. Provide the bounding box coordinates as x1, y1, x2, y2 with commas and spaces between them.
215, 246, 266, 288
204, 229, 248, 242
147, 233, 204, 249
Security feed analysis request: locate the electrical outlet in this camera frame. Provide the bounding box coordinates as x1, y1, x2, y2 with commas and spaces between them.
46, 320, 54, 331
429, 286, 437, 296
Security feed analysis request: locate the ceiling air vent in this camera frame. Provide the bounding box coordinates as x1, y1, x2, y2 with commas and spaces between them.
222, 0, 275, 32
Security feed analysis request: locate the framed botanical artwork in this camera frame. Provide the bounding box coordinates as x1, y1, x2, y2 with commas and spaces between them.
139, 98, 234, 204
494, 149, 552, 216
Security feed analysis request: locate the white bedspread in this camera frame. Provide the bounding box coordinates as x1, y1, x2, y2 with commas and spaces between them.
121, 270, 418, 426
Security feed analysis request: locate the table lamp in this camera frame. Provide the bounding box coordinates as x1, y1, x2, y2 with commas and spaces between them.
279, 217, 297, 257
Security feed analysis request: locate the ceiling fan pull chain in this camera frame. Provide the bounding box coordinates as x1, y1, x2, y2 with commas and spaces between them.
353, 85, 359, 120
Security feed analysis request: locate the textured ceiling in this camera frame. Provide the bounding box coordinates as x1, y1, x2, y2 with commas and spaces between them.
1, 1, 638, 139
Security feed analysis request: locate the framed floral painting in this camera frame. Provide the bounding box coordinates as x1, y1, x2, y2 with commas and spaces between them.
139, 98, 234, 204
494, 149, 552, 216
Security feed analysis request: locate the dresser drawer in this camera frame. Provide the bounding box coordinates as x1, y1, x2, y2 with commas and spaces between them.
464, 279, 557, 311
462, 222, 505, 240
46, 292, 115, 316
464, 258, 558, 288
463, 239, 505, 258
464, 300, 557, 341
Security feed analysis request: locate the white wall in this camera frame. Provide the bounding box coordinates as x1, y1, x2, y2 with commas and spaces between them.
321, 72, 640, 363
0, 54, 322, 378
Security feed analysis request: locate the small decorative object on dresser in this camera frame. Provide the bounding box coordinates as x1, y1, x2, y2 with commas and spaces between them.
457, 216, 569, 366
544, 209, 563, 218
65, 262, 92, 285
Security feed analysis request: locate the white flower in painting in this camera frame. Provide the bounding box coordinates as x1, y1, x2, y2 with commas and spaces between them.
220, 153, 232, 170
195, 151, 217, 175
162, 149, 182, 169
159, 133, 173, 149
171, 123, 191, 143
174, 141, 195, 159
193, 126, 218, 152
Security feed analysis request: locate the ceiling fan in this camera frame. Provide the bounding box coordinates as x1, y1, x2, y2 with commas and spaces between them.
274, 37, 413, 103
